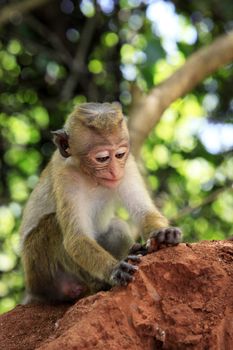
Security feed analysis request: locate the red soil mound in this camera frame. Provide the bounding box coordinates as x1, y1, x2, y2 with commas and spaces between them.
0, 240, 233, 350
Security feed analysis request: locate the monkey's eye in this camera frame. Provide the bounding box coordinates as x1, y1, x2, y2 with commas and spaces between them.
96, 156, 110, 163
115, 152, 125, 159
115, 147, 128, 160
95, 151, 110, 163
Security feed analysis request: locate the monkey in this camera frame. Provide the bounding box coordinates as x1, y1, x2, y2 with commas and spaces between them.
20, 102, 182, 303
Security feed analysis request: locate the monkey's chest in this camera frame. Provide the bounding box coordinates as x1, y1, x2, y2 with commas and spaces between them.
87, 190, 115, 234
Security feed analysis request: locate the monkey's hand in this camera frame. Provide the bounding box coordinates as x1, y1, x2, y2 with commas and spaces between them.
147, 227, 182, 253
128, 242, 148, 256
110, 259, 139, 286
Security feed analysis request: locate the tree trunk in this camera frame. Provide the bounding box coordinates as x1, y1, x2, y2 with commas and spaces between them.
129, 30, 233, 157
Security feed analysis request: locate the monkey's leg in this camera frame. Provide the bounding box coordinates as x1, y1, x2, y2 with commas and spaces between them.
61, 252, 112, 295
97, 218, 134, 260
22, 214, 88, 303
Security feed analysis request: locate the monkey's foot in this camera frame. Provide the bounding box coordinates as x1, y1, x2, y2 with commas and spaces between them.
147, 227, 182, 253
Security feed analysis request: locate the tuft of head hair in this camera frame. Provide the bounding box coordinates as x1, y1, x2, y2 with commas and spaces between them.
67, 102, 124, 132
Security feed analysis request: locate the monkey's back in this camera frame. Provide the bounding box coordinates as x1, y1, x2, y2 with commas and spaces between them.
20, 163, 56, 242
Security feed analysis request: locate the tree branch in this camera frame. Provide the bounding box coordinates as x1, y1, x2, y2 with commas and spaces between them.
61, 15, 98, 101
129, 30, 233, 157
24, 15, 73, 67
0, 0, 52, 27
171, 183, 233, 221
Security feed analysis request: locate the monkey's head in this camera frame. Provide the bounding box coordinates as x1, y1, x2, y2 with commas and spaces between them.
52, 102, 130, 188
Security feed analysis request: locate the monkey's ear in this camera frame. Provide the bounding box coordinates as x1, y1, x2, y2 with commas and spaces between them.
51, 129, 70, 158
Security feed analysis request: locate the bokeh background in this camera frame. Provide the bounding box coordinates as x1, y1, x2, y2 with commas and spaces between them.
0, 0, 233, 314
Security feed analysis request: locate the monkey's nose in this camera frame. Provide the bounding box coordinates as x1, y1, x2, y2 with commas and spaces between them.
109, 169, 120, 179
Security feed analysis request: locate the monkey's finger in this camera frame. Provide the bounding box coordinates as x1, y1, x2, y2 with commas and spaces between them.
155, 230, 166, 243
111, 270, 133, 286
110, 261, 138, 286
128, 243, 144, 254
129, 243, 148, 256
166, 228, 182, 244
119, 272, 134, 286
125, 255, 141, 262
119, 261, 139, 273
150, 227, 182, 244
110, 269, 122, 285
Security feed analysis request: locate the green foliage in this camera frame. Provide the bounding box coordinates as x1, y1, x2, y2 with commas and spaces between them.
0, 0, 232, 314
143, 96, 233, 242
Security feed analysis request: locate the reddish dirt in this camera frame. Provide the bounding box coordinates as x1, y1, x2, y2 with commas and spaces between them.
0, 304, 68, 350
1, 240, 233, 350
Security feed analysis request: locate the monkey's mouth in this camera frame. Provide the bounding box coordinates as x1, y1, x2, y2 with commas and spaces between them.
98, 177, 122, 188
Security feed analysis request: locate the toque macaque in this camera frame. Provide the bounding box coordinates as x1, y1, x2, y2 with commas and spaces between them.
20, 102, 182, 303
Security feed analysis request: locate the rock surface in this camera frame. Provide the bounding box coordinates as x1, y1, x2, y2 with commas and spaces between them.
1, 240, 233, 350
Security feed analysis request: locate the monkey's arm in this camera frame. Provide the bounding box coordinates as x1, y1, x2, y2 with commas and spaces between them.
64, 233, 138, 286
63, 232, 117, 281
118, 155, 182, 249
53, 166, 137, 285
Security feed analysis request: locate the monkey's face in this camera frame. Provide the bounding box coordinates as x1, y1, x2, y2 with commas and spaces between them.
64, 105, 131, 188
83, 139, 130, 189
81, 130, 129, 188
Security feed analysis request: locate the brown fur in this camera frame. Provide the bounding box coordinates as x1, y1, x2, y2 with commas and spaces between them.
21, 102, 173, 303
68, 102, 123, 132
22, 214, 116, 302
141, 212, 169, 240
66, 103, 129, 158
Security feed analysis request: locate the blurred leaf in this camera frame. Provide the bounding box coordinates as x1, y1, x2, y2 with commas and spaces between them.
212, 192, 233, 223
8, 175, 29, 202
0, 253, 16, 272
30, 106, 49, 128
88, 59, 103, 74
0, 207, 15, 238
